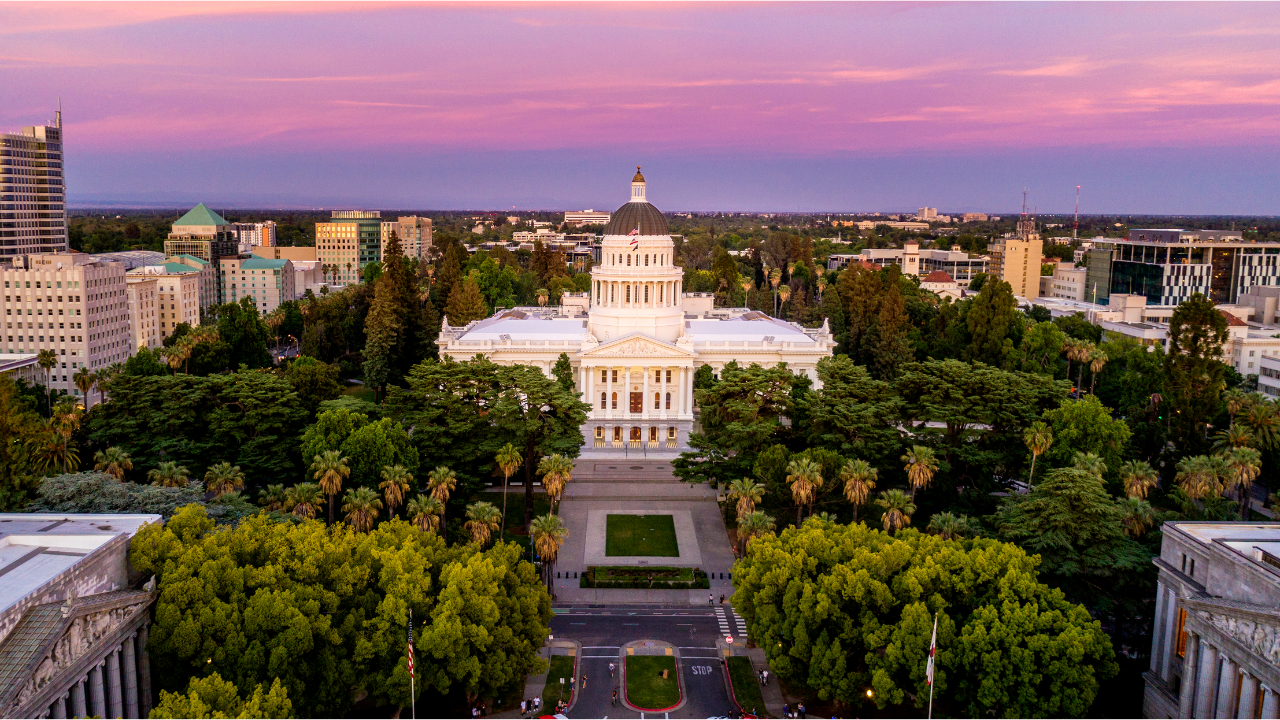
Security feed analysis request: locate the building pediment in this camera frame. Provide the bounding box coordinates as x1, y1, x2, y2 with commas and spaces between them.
579, 333, 695, 360
1, 588, 154, 716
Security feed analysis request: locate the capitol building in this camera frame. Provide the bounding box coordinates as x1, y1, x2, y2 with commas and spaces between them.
438, 169, 836, 455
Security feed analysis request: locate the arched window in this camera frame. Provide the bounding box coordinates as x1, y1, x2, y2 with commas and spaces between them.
600, 392, 607, 409
654, 392, 660, 409
627, 255, 632, 266
665, 392, 671, 409
644, 286, 649, 302
611, 392, 617, 409
645, 254, 649, 266
626, 286, 631, 303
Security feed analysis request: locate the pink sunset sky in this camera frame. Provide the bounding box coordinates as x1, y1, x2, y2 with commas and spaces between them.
3, 2, 1279, 212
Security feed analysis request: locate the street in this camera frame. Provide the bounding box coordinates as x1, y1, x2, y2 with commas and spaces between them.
549, 607, 737, 719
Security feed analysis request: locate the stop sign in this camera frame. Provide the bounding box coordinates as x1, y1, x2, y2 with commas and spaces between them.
726, 635, 734, 644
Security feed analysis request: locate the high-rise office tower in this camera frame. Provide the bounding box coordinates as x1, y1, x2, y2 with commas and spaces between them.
0, 107, 67, 257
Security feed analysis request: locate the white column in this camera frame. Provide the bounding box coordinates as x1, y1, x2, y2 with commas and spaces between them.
680, 366, 689, 416
71, 678, 87, 719
1151, 584, 1168, 674
1216, 656, 1239, 718
1196, 642, 1221, 718
585, 366, 593, 414
625, 366, 632, 419
90, 663, 106, 719
1180, 633, 1200, 719
1161, 587, 1179, 679
1262, 686, 1279, 720
643, 365, 650, 420
607, 367, 613, 418
138, 624, 152, 718
124, 633, 139, 718
1238, 673, 1259, 720
53, 694, 66, 719
107, 646, 123, 719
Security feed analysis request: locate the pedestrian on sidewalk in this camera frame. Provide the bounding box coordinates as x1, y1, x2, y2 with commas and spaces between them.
797, 701, 806, 718
783, 702, 790, 718
720, 594, 726, 606
612, 690, 618, 706
569, 675, 575, 693
581, 674, 587, 690
763, 669, 769, 685
534, 696, 540, 712
757, 669, 763, 685
609, 661, 616, 677
709, 593, 714, 605
519, 699, 526, 716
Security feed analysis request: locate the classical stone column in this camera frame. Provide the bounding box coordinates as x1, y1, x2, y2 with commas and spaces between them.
138, 624, 152, 719
1180, 634, 1201, 719
123, 633, 139, 718
1151, 584, 1168, 674
53, 693, 67, 719
1238, 673, 1259, 720
1216, 656, 1238, 718
90, 662, 106, 719
606, 366, 614, 419
1262, 685, 1279, 719
1195, 642, 1221, 718
642, 365, 649, 420
71, 678, 87, 719
1161, 587, 1179, 679
107, 645, 123, 718
625, 366, 632, 417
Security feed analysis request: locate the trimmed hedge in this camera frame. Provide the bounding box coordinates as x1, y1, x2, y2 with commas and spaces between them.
580, 566, 709, 589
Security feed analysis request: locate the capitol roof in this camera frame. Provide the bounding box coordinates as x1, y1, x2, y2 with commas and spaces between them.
604, 200, 668, 237
685, 312, 817, 344
457, 311, 588, 341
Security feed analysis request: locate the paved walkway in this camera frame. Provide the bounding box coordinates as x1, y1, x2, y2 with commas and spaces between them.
552, 461, 738, 605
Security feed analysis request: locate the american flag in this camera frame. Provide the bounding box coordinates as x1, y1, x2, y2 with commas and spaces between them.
407, 615, 415, 678
925, 614, 937, 686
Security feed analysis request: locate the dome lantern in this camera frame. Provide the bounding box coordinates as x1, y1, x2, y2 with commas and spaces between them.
630, 166, 646, 202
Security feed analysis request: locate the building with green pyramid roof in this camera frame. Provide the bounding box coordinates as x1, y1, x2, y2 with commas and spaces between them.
172, 203, 230, 229
165, 203, 238, 304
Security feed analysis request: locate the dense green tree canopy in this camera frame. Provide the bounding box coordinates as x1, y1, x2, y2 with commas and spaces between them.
732, 520, 1116, 717
131, 505, 552, 717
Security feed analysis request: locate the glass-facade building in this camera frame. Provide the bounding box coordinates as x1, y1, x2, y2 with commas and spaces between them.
0, 112, 66, 256
1084, 229, 1280, 306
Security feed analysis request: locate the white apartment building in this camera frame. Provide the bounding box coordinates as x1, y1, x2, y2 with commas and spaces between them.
0, 352, 39, 384
961, 213, 989, 223
1258, 355, 1280, 398
0, 109, 67, 257
381, 216, 433, 261
129, 264, 202, 336
1040, 262, 1088, 301
513, 229, 566, 245
125, 276, 160, 351
565, 210, 611, 227
1, 254, 130, 397
233, 221, 277, 248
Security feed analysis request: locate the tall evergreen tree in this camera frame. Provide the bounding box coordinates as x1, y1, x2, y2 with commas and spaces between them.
1164, 292, 1229, 447
444, 276, 489, 327
965, 277, 1017, 367
873, 270, 910, 378
362, 231, 437, 391
552, 353, 576, 393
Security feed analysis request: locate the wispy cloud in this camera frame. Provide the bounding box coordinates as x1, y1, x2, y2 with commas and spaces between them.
993, 57, 1113, 78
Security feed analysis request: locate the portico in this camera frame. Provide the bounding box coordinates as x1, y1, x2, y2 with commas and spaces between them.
578, 334, 697, 451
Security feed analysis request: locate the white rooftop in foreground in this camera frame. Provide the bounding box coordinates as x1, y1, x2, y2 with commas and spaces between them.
685, 314, 816, 343
0, 514, 160, 614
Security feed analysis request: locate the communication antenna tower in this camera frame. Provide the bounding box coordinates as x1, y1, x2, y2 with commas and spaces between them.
1074, 185, 1080, 241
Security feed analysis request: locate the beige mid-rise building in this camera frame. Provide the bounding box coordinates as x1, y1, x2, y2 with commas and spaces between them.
1, 253, 131, 397
129, 264, 203, 336
988, 218, 1044, 299
1040, 261, 1087, 302
167, 254, 218, 311
125, 276, 160, 351
381, 216, 432, 262
317, 211, 382, 284
219, 255, 296, 314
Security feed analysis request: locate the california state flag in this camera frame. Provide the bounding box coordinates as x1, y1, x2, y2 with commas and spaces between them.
925, 614, 938, 686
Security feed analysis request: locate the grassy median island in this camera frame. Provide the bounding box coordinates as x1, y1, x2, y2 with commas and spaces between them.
625, 655, 681, 710
726, 656, 768, 716
541, 655, 576, 709
605, 514, 679, 556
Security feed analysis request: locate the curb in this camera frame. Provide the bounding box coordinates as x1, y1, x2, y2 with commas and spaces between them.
619, 639, 686, 713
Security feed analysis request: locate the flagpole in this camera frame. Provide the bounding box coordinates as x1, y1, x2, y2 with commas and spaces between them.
409, 607, 414, 720
927, 612, 937, 720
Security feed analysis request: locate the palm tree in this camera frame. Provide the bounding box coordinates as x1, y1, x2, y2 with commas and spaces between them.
1022, 422, 1053, 487
36, 349, 57, 413
530, 513, 568, 590
148, 460, 190, 488
204, 462, 245, 498
406, 494, 444, 534
1087, 347, 1108, 394
427, 466, 458, 541
1221, 446, 1262, 519
1176, 455, 1222, 501
1070, 340, 1096, 396
495, 443, 522, 542
727, 478, 766, 519
927, 511, 975, 540
1213, 425, 1256, 452
311, 450, 351, 525
1224, 389, 1249, 428
464, 501, 502, 546
769, 267, 781, 315
536, 288, 549, 306
901, 445, 939, 501
778, 284, 792, 310
93, 447, 133, 480
259, 483, 286, 511
379, 464, 412, 519
1072, 451, 1107, 478
875, 489, 916, 534
537, 454, 574, 512
30, 424, 78, 474
839, 459, 877, 523
73, 367, 97, 409
1119, 497, 1156, 537
785, 457, 823, 526
736, 510, 776, 555
1119, 460, 1160, 500
1239, 402, 1280, 450
1062, 338, 1081, 388
342, 486, 384, 532
285, 482, 325, 520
